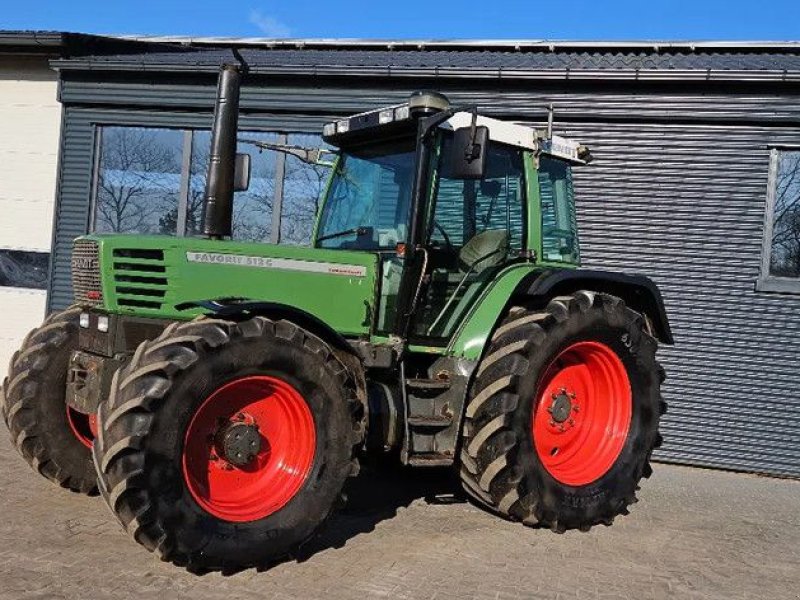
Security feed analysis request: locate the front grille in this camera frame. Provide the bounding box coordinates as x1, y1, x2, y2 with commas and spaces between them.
71, 240, 102, 305
111, 248, 168, 311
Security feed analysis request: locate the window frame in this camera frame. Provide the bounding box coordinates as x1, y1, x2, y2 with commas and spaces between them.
757, 146, 800, 294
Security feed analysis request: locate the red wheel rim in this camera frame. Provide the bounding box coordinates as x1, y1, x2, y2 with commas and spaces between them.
532, 341, 632, 487
66, 407, 98, 449
182, 375, 316, 522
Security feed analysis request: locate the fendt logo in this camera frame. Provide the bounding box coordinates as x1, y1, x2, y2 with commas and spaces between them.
71, 256, 99, 271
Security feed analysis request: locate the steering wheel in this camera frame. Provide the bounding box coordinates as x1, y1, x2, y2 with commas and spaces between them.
432, 220, 456, 254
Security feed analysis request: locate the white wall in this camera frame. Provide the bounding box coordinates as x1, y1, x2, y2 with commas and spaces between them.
0, 55, 61, 379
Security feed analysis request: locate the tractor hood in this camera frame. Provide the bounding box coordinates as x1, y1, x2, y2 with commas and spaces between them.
71, 234, 379, 337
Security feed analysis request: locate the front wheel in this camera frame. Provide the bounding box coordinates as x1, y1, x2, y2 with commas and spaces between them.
460, 291, 666, 532
93, 317, 361, 572
1, 306, 98, 494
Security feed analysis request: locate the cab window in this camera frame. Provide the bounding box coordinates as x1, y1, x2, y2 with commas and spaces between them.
539, 156, 579, 263
316, 139, 415, 250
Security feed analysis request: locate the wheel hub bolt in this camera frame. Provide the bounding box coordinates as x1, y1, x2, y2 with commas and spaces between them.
548, 391, 574, 424
214, 417, 261, 467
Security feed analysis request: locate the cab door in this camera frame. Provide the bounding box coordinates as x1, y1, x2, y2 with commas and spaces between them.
409, 139, 528, 344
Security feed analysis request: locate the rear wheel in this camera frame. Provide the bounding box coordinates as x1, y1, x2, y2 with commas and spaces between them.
1, 306, 98, 494
93, 316, 362, 572
459, 291, 666, 532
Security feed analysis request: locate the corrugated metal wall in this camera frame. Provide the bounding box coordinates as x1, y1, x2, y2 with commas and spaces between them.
561, 122, 800, 476
53, 75, 800, 477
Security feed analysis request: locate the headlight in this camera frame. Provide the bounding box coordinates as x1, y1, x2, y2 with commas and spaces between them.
97, 315, 109, 333
335, 119, 350, 134
79, 313, 90, 329
322, 122, 336, 137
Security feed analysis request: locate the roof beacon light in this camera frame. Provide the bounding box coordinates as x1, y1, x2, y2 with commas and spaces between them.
408, 91, 451, 117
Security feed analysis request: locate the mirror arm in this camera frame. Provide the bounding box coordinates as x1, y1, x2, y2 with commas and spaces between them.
238, 139, 337, 165
465, 107, 481, 162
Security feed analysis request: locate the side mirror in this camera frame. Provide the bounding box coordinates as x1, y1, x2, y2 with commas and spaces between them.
444, 125, 489, 179
233, 153, 251, 192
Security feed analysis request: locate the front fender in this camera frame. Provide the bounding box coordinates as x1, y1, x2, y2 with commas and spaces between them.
175, 298, 358, 355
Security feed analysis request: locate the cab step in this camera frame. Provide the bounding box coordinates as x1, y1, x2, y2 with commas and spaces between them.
407, 414, 453, 429
405, 378, 451, 393
407, 452, 454, 467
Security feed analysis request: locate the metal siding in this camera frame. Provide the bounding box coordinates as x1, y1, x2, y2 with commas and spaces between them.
52, 76, 800, 477
59, 78, 800, 124
557, 121, 800, 477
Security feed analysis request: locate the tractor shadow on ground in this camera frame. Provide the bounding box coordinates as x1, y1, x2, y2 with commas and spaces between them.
255, 462, 467, 573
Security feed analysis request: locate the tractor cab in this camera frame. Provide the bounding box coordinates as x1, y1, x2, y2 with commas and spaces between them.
314, 92, 590, 343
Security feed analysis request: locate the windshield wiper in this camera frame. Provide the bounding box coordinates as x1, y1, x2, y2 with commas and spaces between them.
317, 226, 370, 243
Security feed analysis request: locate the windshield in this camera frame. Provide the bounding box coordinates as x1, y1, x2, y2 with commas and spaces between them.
315, 139, 415, 250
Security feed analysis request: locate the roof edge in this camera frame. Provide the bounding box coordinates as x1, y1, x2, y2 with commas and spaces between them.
118, 35, 800, 52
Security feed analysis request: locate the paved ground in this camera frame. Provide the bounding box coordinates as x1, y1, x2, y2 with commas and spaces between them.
0, 430, 798, 600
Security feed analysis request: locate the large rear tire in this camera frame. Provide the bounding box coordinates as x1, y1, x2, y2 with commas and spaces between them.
93, 316, 362, 572
1, 306, 98, 495
459, 291, 666, 532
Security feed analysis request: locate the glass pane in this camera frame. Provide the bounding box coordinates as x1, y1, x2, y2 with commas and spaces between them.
94, 127, 183, 235
281, 133, 333, 246
539, 157, 579, 263
0, 249, 49, 290
189, 130, 279, 242
316, 139, 415, 250
770, 150, 800, 278
432, 141, 526, 251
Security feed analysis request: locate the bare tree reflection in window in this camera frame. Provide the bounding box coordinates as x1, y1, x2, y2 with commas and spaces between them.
281, 134, 332, 246
770, 151, 800, 278
188, 130, 276, 242
94, 128, 182, 234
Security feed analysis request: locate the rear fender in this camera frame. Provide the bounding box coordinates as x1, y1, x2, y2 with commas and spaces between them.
518, 269, 674, 345
446, 266, 673, 363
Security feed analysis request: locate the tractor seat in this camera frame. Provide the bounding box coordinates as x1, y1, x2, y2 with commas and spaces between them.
427, 229, 510, 336
458, 229, 509, 274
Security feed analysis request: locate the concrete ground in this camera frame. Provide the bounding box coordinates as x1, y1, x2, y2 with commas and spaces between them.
0, 431, 798, 600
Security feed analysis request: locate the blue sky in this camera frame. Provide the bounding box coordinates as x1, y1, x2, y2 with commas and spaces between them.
3, 0, 799, 40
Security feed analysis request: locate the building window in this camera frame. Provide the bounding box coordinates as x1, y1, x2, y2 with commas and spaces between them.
759, 149, 800, 293
92, 126, 330, 244
190, 130, 281, 242
0, 249, 49, 290
94, 127, 183, 235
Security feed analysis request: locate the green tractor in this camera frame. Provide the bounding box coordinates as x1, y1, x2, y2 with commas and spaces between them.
1, 64, 671, 572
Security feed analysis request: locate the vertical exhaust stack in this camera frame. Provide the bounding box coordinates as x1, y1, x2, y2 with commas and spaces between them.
202, 64, 242, 239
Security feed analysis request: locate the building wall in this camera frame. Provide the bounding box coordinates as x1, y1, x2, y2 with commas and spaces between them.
0, 56, 60, 378
51, 74, 800, 476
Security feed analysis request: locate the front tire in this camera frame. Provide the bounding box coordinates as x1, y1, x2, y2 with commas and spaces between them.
1, 306, 98, 495
93, 316, 361, 572
460, 291, 666, 532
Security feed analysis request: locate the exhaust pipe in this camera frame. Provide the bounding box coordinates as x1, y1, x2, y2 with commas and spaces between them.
202, 64, 242, 239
